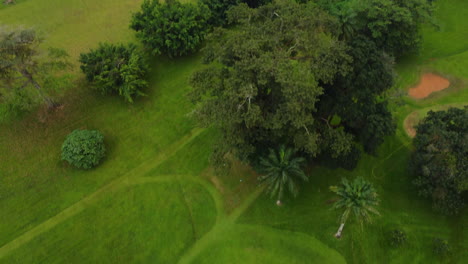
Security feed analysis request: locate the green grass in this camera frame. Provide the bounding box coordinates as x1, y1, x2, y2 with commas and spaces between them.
191, 224, 346, 264
0, 0, 467, 263
1, 182, 217, 263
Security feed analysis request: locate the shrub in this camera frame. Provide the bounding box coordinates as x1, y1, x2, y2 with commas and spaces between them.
79, 43, 149, 103
61, 130, 106, 169
389, 229, 407, 247
130, 0, 211, 57
433, 238, 451, 256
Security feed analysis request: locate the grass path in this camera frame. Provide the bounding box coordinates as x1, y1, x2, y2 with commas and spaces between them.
0, 128, 205, 259
177, 188, 264, 264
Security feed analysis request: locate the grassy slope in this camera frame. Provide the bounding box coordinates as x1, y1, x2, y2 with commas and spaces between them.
1, 182, 217, 263
0, 0, 203, 249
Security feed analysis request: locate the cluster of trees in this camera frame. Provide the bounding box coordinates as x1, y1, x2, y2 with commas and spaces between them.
411, 107, 467, 215
189, 0, 432, 180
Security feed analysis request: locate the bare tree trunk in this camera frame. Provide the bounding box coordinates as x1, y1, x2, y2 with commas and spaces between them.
335, 223, 345, 238
19, 69, 57, 109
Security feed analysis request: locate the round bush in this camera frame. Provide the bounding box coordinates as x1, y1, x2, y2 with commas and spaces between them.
389, 229, 407, 247
61, 130, 106, 169
433, 238, 451, 256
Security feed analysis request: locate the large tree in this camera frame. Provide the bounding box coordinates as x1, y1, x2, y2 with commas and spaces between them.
0, 28, 71, 113
411, 107, 468, 215
130, 0, 211, 57
190, 0, 352, 166
79, 43, 149, 103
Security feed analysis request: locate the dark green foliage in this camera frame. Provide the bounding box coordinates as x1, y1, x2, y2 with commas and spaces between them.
242, 0, 272, 8
190, 0, 353, 165
79, 43, 148, 103
433, 238, 451, 256
320, 144, 362, 171
257, 146, 308, 202
61, 130, 106, 169
411, 107, 468, 214
317, 0, 433, 58
130, 0, 211, 57
389, 229, 407, 247
330, 177, 380, 225
201, 0, 240, 27
318, 35, 395, 154
0, 28, 71, 115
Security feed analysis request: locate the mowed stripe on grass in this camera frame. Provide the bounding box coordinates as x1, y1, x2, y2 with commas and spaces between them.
0, 128, 205, 259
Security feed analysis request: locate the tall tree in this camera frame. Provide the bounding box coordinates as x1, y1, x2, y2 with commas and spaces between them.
0, 28, 70, 111
330, 177, 380, 238
190, 0, 352, 166
257, 146, 308, 206
411, 107, 468, 215
130, 0, 211, 57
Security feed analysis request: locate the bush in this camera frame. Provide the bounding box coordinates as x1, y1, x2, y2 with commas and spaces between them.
433, 238, 451, 256
79, 43, 149, 103
389, 229, 407, 247
61, 130, 106, 169
130, 0, 211, 57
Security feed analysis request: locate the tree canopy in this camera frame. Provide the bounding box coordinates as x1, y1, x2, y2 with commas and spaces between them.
79, 43, 149, 103
411, 107, 468, 215
130, 0, 211, 57
317, 0, 433, 58
0, 28, 71, 116
189, 0, 396, 168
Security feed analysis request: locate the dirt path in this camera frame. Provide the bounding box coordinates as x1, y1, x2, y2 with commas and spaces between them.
0, 128, 205, 259
408, 73, 450, 99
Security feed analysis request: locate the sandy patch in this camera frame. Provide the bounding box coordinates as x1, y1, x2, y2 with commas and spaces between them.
408, 73, 450, 99
403, 111, 419, 138
403, 103, 467, 138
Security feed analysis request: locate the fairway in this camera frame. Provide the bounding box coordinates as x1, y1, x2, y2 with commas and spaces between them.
0, 0, 467, 263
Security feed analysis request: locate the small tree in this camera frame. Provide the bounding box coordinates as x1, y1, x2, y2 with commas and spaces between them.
130, 0, 211, 57
79, 43, 148, 103
257, 146, 309, 206
61, 130, 106, 169
330, 177, 380, 238
0, 28, 71, 111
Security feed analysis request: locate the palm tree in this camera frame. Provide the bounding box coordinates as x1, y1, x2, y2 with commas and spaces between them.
330, 177, 380, 238
258, 146, 308, 206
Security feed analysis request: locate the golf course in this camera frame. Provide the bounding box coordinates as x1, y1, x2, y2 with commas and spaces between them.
0, 0, 466, 263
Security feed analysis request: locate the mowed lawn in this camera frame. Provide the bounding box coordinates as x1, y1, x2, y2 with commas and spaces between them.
0, 0, 467, 264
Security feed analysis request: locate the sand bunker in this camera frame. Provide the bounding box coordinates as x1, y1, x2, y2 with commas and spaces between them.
403, 112, 419, 138
408, 73, 450, 99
